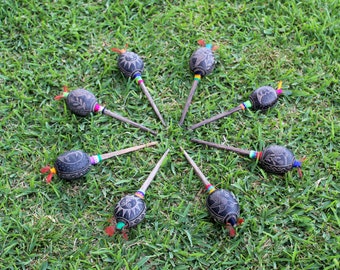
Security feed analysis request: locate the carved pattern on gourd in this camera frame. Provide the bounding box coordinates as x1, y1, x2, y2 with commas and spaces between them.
189, 47, 215, 76
66, 89, 97, 116
114, 195, 146, 228
206, 189, 240, 224
54, 150, 91, 180
117, 52, 144, 78
260, 145, 295, 174
249, 86, 278, 111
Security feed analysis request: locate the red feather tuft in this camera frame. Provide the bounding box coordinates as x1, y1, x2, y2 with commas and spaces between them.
54, 95, 64, 100
226, 224, 236, 238
237, 218, 244, 225
121, 230, 128, 240
104, 226, 115, 237
40, 166, 51, 173
197, 40, 206, 47
46, 173, 53, 184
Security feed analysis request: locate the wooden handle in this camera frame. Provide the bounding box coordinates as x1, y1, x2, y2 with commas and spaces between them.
188, 105, 242, 130
139, 149, 170, 193
103, 109, 157, 135
179, 79, 199, 126
191, 138, 250, 156
100, 142, 158, 160
181, 147, 211, 187
139, 82, 166, 126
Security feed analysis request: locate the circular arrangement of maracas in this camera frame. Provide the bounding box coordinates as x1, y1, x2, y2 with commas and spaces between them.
112, 46, 166, 126
40, 142, 157, 183
179, 40, 218, 126
55, 87, 157, 135
181, 148, 243, 237
105, 149, 169, 239
188, 81, 290, 130
191, 138, 303, 177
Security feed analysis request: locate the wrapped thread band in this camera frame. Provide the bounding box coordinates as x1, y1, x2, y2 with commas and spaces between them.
90, 155, 102, 165
135, 190, 145, 199
240, 100, 252, 110
249, 151, 262, 160
205, 184, 216, 194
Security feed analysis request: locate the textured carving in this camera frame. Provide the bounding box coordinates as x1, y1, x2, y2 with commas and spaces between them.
54, 150, 91, 180
66, 88, 97, 116
117, 51, 144, 78
206, 189, 240, 225
189, 47, 215, 76
249, 86, 278, 111
260, 145, 296, 174
114, 195, 147, 228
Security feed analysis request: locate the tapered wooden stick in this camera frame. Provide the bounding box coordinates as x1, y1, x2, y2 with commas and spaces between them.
181, 147, 210, 186
191, 138, 250, 156
189, 106, 242, 130
103, 109, 157, 135
100, 142, 158, 160
179, 79, 200, 126
55, 87, 157, 135
139, 148, 170, 194
112, 47, 166, 126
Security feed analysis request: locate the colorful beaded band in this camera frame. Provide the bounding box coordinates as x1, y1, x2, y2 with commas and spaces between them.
276, 81, 283, 95
292, 160, 302, 168
205, 184, 216, 195
93, 103, 105, 113
205, 43, 213, 49
133, 73, 144, 85
194, 74, 201, 81
135, 190, 145, 199
90, 155, 102, 165
249, 150, 262, 160
276, 89, 283, 95
240, 100, 252, 110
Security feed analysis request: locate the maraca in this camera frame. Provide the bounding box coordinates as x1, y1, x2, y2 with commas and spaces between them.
179, 40, 218, 126
40, 142, 157, 183
181, 148, 243, 237
112, 46, 166, 126
191, 138, 303, 177
189, 82, 290, 130
55, 87, 157, 135
105, 149, 170, 239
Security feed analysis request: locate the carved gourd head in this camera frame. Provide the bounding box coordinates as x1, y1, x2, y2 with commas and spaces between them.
65, 88, 98, 116
249, 86, 279, 111
114, 194, 147, 229
258, 145, 301, 174
206, 189, 242, 236
112, 47, 144, 78
189, 46, 215, 76
53, 150, 91, 180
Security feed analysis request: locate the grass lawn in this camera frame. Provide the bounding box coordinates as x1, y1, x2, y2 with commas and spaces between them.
0, 0, 339, 269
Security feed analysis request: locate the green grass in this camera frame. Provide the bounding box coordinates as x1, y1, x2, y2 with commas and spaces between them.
0, 0, 339, 269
